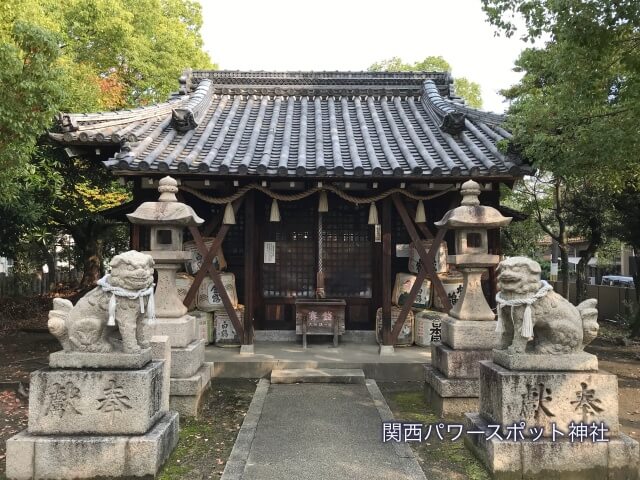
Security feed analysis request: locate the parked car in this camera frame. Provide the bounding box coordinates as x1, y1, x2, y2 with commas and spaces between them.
601, 275, 635, 288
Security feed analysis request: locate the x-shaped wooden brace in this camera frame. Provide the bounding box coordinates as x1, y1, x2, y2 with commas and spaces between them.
390, 194, 450, 343
182, 197, 245, 338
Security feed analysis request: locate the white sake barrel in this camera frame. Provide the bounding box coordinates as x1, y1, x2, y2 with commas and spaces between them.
214, 305, 244, 346
375, 306, 414, 346
392, 272, 431, 309
408, 240, 448, 275
414, 309, 448, 346
432, 272, 464, 311
184, 237, 227, 274
196, 272, 238, 312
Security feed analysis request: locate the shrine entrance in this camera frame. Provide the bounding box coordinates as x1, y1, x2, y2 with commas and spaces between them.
258, 195, 375, 331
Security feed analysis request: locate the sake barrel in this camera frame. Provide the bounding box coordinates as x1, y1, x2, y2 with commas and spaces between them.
214, 305, 244, 346
184, 237, 227, 274
392, 272, 431, 309
190, 310, 214, 344
414, 309, 448, 346
408, 240, 448, 275
432, 272, 464, 311
175, 272, 195, 310
196, 272, 238, 312
375, 306, 414, 346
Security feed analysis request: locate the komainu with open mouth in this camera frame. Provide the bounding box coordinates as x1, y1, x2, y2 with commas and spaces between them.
48, 251, 156, 354
496, 256, 599, 355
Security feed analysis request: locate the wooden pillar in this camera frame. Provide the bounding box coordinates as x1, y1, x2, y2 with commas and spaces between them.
381, 197, 393, 345
243, 190, 256, 345
130, 224, 141, 251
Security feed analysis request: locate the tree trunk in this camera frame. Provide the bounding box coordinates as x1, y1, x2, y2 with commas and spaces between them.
631, 252, 640, 338
575, 255, 592, 304
78, 237, 103, 289
559, 245, 570, 300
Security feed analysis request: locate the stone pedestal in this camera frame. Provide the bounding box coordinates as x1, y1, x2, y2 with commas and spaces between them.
7, 412, 179, 480
6, 358, 178, 479
424, 317, 499, 416
155, 318, 212, 417
464, 361, 640, 479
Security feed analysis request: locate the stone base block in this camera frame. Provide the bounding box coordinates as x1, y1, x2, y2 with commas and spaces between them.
240, 344, 254, 355
493, 349, 599, 371
6, 411, 179, 480
170, 363, 212, 396
479, 361, 620, 437
170, 387, 208, 418
464, 412, 639, 480
379, 345, 395, 356
424, 364, 479, 398
48, 348, 151, 369
28, 361, 165, 435
171, 339, 205, 378
424, 383, 478, 418
442, 317, 500, 350
432, 344, 493, 379
152, 315, 197, 348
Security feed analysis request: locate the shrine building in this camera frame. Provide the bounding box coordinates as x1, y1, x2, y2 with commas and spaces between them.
49, 70, 528, 350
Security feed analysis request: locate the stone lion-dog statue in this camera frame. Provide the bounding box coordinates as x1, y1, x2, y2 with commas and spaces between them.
495, 256, 599, 355
48, 251, 156, 354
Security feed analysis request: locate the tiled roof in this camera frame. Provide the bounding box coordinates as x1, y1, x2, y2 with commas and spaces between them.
49, 70, 526, 179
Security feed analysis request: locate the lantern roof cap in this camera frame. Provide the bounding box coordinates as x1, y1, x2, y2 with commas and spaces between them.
434, 180, 512, 229
127, 176, 204, 226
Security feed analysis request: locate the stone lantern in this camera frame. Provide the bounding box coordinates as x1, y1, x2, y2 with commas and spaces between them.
434, 179, 511, 321
127, 176, 212, 417
128, 176, 203, 319
424, 179, 511, 416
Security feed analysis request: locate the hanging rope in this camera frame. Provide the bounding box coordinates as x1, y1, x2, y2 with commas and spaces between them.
179, 183, 455, 205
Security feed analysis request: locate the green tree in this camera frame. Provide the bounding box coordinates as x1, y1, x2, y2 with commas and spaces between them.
611, 189, 640, 336
0, 0, 214, 287
481, 0, 640, 188
482, 0, 640, 333
368, 56, 483, 108
0, 20, 63, 201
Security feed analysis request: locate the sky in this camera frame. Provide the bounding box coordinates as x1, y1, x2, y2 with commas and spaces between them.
197, 0, 527, 113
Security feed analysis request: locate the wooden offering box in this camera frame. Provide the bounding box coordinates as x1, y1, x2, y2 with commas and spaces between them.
295, 299, 346, 348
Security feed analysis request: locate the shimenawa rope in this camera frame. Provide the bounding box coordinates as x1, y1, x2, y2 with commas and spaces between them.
97, 275, 156, 327
495, 280, 553, 338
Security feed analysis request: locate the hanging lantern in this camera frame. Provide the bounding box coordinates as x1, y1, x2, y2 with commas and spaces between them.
415, 200, 426, 223
223, 202, 236, 225
368, 202, 379, 225
270, 199, 281, 222
318, 191, 328, 213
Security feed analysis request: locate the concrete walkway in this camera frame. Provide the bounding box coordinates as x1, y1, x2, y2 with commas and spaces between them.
222, 379, 426, 480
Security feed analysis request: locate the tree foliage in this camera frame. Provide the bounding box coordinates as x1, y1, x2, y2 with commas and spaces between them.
0, 0, 214, 287
368, 56, 483, 108
482, 0, 640, 188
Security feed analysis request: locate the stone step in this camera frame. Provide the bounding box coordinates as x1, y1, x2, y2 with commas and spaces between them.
270, 368, 365, 384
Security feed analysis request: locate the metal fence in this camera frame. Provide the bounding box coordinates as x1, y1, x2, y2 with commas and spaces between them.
551, 282, 638, 320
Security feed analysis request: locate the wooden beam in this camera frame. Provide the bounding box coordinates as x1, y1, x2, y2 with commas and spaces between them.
187, 222, 244, 338
182, 197, 245, 309
390, 194, 450, 342
243, 190, 256, 345
381, 197, 392, 345
402, 199, 434, 240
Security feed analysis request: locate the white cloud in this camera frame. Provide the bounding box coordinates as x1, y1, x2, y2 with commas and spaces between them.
198, 0, 526, 112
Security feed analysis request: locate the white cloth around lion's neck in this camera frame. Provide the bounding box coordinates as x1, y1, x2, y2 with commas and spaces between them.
495, 280, 553, 338
97, 274, 156, 327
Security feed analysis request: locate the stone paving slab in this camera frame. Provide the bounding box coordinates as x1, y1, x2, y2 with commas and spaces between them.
270, 368, 365, 384
223, 378, 426, 480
